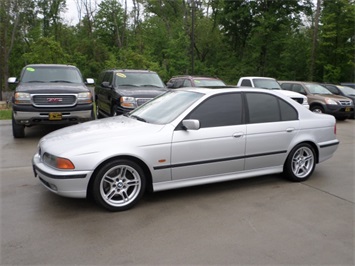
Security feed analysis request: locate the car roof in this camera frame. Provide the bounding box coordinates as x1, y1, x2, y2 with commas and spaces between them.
241, 76, 276, 80
107, 69, 157, 73
279, 81, 320, 85
170, 75, 221, 80
178, 87, 283, 95
25, 64, 77, 68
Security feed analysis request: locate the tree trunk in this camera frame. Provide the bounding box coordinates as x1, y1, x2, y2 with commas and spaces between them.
309, 0, 321, 81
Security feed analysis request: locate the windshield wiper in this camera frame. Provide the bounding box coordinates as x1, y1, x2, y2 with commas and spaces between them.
130, 115, 146, 122
50, 80, 73, 83
119, 84, 139, 87
26, 80, 45, 83
140, 84, 162, 88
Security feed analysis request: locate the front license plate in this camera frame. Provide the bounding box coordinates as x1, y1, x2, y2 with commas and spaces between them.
49, 112, 62, 120
345, 107, 351, 112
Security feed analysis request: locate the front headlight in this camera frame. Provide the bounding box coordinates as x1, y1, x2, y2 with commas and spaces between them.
43, 152, 75, 169
14, 92, 31, 104
120, 96, 137, 108
325, 98, 338, 105
77, 92, 92, 104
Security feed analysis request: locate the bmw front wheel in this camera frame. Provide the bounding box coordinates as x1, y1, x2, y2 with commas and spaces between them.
92, 159, 146, 211
284, 143, 316, 182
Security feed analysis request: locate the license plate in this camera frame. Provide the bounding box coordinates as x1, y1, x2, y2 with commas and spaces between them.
49, 112, 62, 120
345, 107, 351, 112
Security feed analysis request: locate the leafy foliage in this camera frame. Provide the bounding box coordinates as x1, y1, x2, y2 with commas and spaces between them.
0, 0, 354, 99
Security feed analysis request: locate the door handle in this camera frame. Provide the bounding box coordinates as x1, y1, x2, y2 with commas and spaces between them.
286, 128, 295, 132
233, 132, 244, 138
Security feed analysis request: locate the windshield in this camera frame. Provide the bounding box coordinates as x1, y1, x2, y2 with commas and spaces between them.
306, 84, 332, 94
338, 86, 355, 96
253, 79, 281, 90
128, 90, 203, 124
114, 72, 165, 88
21, 66, 83, 83
193, 79, 226, 87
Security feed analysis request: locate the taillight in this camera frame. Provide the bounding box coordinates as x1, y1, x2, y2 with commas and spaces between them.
334, 124, 337, 135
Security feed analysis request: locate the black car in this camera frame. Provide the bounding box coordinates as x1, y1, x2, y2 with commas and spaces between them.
8, 64, 95, 138
322, 84, 355, 118
95, 69, 167, 117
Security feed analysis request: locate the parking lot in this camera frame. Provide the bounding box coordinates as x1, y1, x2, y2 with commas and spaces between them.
1, 119, 354, 265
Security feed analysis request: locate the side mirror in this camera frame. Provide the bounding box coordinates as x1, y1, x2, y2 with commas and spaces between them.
8, 77, 17, 84
182, 119, 200, 130
166, 82, 174, 88
101, 81, 112, 88
86, 78, 94, 85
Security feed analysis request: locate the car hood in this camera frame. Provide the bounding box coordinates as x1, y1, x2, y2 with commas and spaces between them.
310, 94, 352, 101
39, 116, 167, 156
16, 83, 89, 93
114, 86, 167, 98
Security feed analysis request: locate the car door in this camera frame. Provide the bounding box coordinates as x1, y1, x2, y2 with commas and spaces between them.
171, 92, 246, 180
102, 71, 114, 114
244, 92, 300, 170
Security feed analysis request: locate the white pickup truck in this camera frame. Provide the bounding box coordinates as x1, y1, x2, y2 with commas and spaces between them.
237, 76, 309, 109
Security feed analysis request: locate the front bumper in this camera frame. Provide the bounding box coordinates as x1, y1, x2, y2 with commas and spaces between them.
32, 153, 93, 198
324, 104, 354, 118
13, 110, 93, 125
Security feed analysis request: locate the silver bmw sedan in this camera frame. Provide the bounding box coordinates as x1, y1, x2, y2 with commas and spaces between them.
33, 88, 339, 211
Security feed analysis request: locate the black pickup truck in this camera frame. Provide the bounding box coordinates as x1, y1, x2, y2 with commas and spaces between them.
8, 64, 95, 138
95, 69, 167, 117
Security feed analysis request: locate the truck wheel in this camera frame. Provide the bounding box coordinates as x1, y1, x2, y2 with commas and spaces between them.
95, 102, 102, 119
111, 104, 118, 116
12, 114, 25, 138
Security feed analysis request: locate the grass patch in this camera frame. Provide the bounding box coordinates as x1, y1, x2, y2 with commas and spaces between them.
0, 109, 12, 120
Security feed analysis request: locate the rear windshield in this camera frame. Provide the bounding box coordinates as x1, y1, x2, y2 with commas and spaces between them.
193, 79, 226, 87
253, 79, 281, 90
21, 66, 83, 83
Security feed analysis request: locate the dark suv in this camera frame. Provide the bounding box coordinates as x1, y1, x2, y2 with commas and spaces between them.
167, 75, 227, 88
8, 64, 94, 138
279, 81, 354, 120
95, 69, 166, 117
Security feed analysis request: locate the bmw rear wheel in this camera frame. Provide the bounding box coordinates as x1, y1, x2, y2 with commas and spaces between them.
284, 143, 316, 182
92, 159, 146, 211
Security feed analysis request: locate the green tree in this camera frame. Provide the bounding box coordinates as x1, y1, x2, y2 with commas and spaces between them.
317, 0, 355, 82
94, 0, 125, 49
23, 37, 70, 63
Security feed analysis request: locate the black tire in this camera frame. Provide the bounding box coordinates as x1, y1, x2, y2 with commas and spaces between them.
111, 104, 118, 116
95, 102, 102, 119
12, 114, 25, 138
310, 105, 324, 114
284, 143, 316, 182
92, 159, 146, 211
